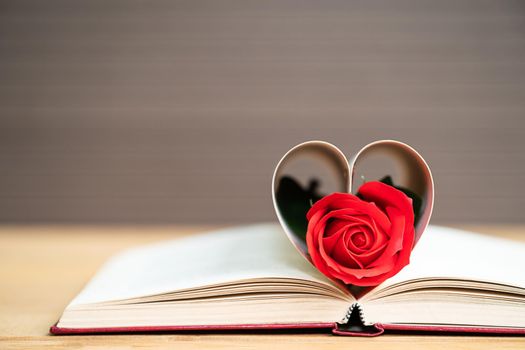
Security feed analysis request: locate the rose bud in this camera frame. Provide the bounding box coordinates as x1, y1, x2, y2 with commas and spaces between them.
306, 181, 415, 286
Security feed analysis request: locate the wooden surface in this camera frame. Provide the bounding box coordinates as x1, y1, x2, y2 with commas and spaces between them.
1, 0, 525, 224
1, 224, 525, 349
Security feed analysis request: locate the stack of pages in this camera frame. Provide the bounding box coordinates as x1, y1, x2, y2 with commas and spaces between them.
52, 224, 525, 336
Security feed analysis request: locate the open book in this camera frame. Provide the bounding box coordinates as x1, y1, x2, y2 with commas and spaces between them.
51, 224, 525, 336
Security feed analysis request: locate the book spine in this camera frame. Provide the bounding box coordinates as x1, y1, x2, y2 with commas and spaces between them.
332, 303, 384, 336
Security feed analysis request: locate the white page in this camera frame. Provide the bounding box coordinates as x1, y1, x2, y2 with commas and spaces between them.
372, 225, 525, 292
69, 223, 340, 306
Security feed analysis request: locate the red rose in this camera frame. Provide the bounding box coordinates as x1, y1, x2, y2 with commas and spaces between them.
306, 181, 415, 286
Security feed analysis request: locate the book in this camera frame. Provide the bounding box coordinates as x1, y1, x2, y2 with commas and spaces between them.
51, 223, 525, 336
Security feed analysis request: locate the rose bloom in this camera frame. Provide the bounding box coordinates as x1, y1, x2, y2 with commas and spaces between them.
306, 181, 415, 286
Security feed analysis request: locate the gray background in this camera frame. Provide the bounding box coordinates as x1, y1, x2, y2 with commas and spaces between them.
1, 0, 524, 224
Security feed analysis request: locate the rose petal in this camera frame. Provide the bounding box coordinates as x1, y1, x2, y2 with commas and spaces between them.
344, 226, 369, 253
306, 193, 362, 221
306, 209, 326, 264
358, 181, 414, 224
329, 233, 364, 269
324, 219, 350, 238
367, 209, 405, 268
322, 223, 350, 254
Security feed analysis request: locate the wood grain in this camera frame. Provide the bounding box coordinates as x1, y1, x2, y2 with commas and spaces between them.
1, 224, 524, 349
1, 0, 525, 224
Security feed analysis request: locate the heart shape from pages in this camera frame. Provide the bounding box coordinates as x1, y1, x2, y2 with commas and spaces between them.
272, 140, 434, 262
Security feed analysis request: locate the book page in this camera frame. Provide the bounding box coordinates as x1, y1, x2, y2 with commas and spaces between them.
371, 225, 525, 294
69, 223, 345, 307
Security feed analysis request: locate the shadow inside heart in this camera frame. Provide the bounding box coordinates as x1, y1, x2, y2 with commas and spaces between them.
275, 176, 325, 241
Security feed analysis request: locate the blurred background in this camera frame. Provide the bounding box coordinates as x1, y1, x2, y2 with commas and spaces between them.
1, 0, 524, 225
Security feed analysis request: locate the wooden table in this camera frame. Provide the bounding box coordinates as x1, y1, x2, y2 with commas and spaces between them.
1, 225, 524, 349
